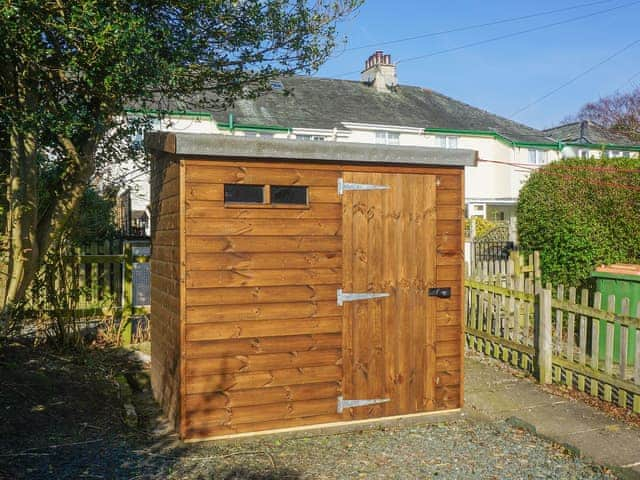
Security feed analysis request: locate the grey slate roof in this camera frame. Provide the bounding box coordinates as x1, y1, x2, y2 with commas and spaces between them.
543, 121, 638, 147
169, 76, 557, 145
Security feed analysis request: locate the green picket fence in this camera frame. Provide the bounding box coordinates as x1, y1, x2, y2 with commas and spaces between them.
465, 253, 640, 414
26, 239, 150, 343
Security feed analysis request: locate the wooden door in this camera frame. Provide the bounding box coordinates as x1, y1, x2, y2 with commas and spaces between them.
341, 172, 437, 419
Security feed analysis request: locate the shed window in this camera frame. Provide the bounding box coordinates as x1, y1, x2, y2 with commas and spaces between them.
271, 185, 308, 205
224, 184, 265, 204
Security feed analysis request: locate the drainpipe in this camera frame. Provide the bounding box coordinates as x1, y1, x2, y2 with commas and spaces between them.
229, 112, 234, 133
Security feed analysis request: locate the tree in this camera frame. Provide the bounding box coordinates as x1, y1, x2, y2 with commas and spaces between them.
571, 87, 640, 141
517, 157, 640, 287
0, 0, 360, 327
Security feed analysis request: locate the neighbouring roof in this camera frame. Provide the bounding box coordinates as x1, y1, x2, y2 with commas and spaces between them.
146, 132, 478, 167
154, 76, 558, 146
543, 120, 638, 148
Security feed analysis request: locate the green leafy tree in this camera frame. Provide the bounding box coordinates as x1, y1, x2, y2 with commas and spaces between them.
517, 157, 640, 287
0, 0, 360, 327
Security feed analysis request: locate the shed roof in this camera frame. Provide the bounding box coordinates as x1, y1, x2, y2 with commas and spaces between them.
146, 132, 478, 168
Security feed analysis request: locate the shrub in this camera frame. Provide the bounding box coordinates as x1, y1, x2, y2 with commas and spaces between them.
517, 157, 640, 287
465, 217, 497, 239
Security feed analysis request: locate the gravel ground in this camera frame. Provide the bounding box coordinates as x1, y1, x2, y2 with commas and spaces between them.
0, 341, 619, 479
151, 419, 617, 480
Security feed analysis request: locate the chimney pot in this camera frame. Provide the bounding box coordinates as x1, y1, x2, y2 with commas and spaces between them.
361, 51, 397, 91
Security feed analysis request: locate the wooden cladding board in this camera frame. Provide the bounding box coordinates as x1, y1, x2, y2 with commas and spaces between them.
150, 155, 182, 431
182, 161, 344, 439
171, 159, 463, 440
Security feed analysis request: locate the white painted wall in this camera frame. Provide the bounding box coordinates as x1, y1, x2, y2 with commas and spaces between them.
111, 117, 566, 221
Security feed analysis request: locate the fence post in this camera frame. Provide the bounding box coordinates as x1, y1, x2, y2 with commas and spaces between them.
535, 288, 553, 384
121, 241, 133, 345
508, 217, 518, 243
533, 251, 542, 294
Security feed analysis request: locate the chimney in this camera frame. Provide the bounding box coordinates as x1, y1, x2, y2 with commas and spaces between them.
579, 120, 588, 142
361, 51, 397, 92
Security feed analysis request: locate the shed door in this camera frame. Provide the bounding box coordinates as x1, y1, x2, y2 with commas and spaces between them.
341, 172, 437, 419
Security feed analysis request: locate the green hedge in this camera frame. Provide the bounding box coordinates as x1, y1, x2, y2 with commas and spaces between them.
517, 157, 640, 287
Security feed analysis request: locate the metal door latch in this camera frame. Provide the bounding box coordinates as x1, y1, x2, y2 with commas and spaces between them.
337, 396, 391, 413
428, 287, 451, 298
337, 289, 390, 306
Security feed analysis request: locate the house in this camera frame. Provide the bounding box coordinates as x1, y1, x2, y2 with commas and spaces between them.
544, 120, 640, 160
147, 131, 475, 440
115, 189, 151, 238
125, 51, 566, 222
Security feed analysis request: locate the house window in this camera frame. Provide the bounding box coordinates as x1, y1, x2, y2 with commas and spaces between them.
528, 149, 547, 165
131, 129, 144, 148
437, 135, 459, 149
271, 186, 308, 205
130, 118, 161, 148
224, 184, 265, 204
375, 131, 400, 145
623, 151, 631, 158
296, 134, 326, 141
239, 131, 273, 138
579, 149, 589, 159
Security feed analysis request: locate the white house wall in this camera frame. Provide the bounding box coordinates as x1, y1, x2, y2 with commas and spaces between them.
115, 116, 567, 221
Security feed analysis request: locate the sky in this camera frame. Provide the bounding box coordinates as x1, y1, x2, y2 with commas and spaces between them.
314, 0, 640, 130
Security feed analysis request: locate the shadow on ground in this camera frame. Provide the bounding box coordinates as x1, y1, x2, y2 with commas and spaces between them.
0, 340, 301, 480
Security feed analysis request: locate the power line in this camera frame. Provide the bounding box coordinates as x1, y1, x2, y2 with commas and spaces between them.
331, 0, 640, 78
616, 68, 640, 91
510, 38, 640, 118
344, 0, 617, 53
397, 1, 640, 64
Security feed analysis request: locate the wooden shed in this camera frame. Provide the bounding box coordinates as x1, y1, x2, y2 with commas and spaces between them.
148, 132, 477, 441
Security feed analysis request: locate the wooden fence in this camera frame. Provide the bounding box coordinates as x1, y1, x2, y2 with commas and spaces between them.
465, 253, 640, 413
26, 239, 151, 341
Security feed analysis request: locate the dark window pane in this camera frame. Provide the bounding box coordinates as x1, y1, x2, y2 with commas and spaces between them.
224, 184, 264, 203
271, 185, 308, 205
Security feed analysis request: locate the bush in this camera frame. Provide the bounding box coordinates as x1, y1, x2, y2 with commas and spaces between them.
517, 157, 640, 287
465, 217, 497, 239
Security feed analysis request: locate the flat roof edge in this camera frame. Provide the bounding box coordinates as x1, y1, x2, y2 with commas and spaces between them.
146, 132, 478, 167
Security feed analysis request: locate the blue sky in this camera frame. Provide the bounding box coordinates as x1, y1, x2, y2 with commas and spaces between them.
314, 0, 640, 130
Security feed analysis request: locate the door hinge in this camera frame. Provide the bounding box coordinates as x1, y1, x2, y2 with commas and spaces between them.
337, 395, 391, 413
337, 288, 390, 306
338, 178, 390, 195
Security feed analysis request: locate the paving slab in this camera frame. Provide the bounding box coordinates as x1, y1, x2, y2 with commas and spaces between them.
464, 355, 640, 479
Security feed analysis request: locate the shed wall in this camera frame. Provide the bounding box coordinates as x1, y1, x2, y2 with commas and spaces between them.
150, 155, 182, 430
177, 159, 463, 440
182, 160, 344, 439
